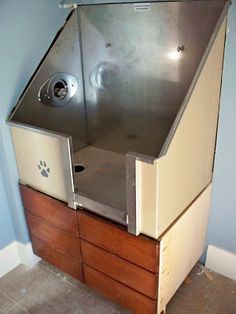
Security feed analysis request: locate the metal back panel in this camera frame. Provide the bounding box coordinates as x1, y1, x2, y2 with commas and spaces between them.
9, 10, 87, 152
80, 1, 226, 156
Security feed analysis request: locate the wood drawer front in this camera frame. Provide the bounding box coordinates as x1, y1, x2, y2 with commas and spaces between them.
20, 185, 78, 236
81, 240, 157, 299
78, 212, 159, 273
31, 236, 84, 282
84, 264, 157, 314
26, 212, 81, 260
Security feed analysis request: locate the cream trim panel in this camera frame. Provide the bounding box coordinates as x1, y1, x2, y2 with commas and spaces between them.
157, 184, 212, 314
136, 18, 226, 239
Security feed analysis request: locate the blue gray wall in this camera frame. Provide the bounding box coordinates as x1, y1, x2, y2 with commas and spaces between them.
0, 0, 235, 256
0, 0, 68, 249
206, 0, 236, 254
0, 170, 15, 249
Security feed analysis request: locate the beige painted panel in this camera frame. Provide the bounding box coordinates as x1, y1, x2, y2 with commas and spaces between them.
137, 19, 226, 238
11, 126, 68, 202
157, 184, 212, 314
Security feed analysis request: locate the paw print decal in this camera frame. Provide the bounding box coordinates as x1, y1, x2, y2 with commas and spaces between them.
38, 160, 50, 178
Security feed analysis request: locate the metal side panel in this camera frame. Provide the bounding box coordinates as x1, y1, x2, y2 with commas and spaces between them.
10, 125, 75, 207
9, 10, 87, 152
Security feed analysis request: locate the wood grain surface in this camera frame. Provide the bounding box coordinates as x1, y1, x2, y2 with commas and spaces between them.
26, 211, 81, 260
32, 236, 84, 281
81, 240, 157, 299
21, 185, 78, 236
84, 264, 157, 314
78, 211, 159, 273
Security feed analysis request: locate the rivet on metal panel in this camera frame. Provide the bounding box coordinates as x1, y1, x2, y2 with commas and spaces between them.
105, 42, 112, 48
177, 45, 185, 52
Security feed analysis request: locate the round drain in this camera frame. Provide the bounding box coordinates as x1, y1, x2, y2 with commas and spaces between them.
53, 80, 67, 100
74, 164, 85, 173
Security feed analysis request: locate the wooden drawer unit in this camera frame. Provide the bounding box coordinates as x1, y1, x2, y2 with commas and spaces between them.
77, 211, 159, 273
20, 184, 212, 314
21, 185, 159, 313
20, 185, 78, 236
81, 240, 157, 299
31, 236, 83, 281
84, 264, 157, 314
26, 212, 81, 260
21, 185, 83, 282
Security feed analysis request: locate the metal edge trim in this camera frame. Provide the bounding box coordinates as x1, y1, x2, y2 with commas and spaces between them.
74, 193, 127, 226
74, 0, 217, 8
7, 121, 71, 140
126, 154, 137, 234
60, 137, 76, 208
211, 12, 229, 176
126, 151, 156, 164
159, 0, 230, 157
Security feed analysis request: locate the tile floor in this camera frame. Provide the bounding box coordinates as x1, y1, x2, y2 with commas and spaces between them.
0, 261, 236, 314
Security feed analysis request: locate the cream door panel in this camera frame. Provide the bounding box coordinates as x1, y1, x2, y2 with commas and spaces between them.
11, 126, 70, 202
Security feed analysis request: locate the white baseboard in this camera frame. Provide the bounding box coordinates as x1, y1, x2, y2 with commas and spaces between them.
206, 245, 236, 281
0, 242, 21, 278
16, 242, 41, 268
0, 241, 40, 278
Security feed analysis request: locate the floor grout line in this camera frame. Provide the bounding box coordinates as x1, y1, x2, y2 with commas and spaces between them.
37, 262, 71, 283
38, 261, 92, 297
63, 277, 90, 293
75, 293, 91, 308
0, 265, 49, 308
0, 287, 32, 313
15, 303, 31, 314
3, 304, 16, 314
4, 303, 30, 314
0, 290, 26, 314
0, 289, 19, 306
0, 263, 91, 314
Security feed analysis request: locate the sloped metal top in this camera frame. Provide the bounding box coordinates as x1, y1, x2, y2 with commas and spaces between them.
9, 0, 229, 157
